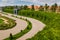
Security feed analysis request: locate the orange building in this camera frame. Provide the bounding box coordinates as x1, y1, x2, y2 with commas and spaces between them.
28, 5, 40, 11
56, 6, 60, 13
28, 5, 60, 13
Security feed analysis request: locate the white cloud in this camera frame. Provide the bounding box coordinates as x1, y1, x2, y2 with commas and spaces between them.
0, 0, 15, 6
0, 0, 60, 6
2, 0, 8, 2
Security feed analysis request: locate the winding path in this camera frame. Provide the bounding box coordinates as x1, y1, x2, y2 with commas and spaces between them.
0, 13, 27, 40
18, 17, 45, 40
16, 15, 45, 40
4, 13, 45, 40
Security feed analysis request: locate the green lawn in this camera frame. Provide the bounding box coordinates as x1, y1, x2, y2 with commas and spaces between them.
0, 16, 16, 30
0, 19, 4, 23
4, 18, 32, 40
3, 8, 60, 40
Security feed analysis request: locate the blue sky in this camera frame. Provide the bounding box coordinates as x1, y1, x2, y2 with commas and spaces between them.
0, 0, 60, 6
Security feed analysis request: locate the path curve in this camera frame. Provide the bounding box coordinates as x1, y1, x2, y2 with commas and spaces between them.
5, 13, 46, 40
0, 13, 27, 40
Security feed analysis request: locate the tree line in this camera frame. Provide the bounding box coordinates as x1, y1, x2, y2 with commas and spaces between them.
2, 3, 60, 13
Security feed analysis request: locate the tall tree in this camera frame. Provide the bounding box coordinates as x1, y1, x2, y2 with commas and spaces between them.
20, 5, 24, 10
44, 4, 49, 11
24, 5, 28, 10
51, 3, 58, 12
39, 5, 44, 11
31, 5, 35, 10
54, 3, 58, 7
54, 3, 58, 12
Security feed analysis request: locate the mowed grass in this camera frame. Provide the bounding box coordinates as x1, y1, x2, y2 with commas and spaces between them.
0, 16, 16, 30
0, 19, 4, 23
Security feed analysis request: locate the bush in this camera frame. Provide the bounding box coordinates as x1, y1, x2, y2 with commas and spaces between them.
0, 16, 16, 30
4, 18, 32, 40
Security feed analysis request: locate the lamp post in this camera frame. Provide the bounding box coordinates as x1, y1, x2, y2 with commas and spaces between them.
0, 7, 2, 13
14, 6, 18, 15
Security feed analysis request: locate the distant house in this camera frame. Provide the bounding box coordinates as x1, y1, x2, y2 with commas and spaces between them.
28, 5, 40, 11
56, 6, 60, 13
28, 5, 60, 13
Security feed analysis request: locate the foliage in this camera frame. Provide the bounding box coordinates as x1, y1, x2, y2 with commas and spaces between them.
0, 16, 16, 30
10, 33, 13, 40
39, 5, 44, 11
31, 5, 35, 10
3, 7, 60, 40
18, 10, 60, 40
0, 19, 4, 23
50, 3, 58, 12
23, 5, 28, 10
44, 4, 49, 11
4, 18, 32, 40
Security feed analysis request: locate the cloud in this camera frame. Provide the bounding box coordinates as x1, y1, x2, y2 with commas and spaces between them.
19, 0, 60, 5
0, 0, 60, 6
0, 0, 15, 6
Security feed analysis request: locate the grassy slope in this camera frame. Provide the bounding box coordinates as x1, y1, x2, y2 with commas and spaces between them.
18, 10, 60, 40
3, 9, 60, 40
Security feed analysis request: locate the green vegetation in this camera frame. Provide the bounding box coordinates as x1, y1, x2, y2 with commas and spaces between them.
19, 10, 60, 40
0, 15, 16, 30
0, 19, 4, 23
3, 9, 60, 40
4, 17, 32, 40
18, 10, 60, 40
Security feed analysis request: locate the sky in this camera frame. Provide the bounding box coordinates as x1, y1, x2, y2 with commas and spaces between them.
0, 0, 60, 6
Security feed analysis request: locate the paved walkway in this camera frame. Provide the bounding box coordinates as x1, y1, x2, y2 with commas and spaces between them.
0, 12, 45, 40
17, 16, 45, 40
0, 13, 27, 40
5, 13, 46, 40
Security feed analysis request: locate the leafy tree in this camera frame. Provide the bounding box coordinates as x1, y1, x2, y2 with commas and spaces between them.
39, 5, 44, 11
20, 5, 24, 10
50, 5, 55, 12
54, 3, 58, 8
44, 4, 49, 11
31, 5, 35, 10
51, 3, 58, 12
24, 5, 28, 10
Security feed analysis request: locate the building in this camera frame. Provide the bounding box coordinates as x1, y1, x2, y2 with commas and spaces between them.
28, 5, 40, 11
56, 6, 60, 13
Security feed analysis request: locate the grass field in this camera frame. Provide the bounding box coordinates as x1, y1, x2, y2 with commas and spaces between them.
0, 19, 4, 23
3, 8, 60, 40
0, 15, 16, 30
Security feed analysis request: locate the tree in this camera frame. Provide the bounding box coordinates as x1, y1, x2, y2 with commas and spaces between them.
39, 5, 44, 11
44, 4, 49, 11
31, 5, 35, 10
20, 5, 24, 10
54, 3, 58, 12
23, 5, 28, 10
51, 3, 58, 12
54, 3, 58, 7
50, 5, 55, 12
